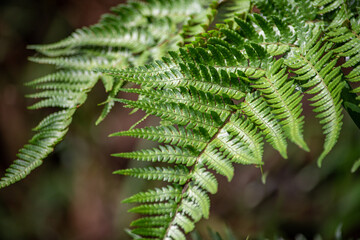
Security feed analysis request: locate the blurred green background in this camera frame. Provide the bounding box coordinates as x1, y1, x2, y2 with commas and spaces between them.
0, 1, 360, 239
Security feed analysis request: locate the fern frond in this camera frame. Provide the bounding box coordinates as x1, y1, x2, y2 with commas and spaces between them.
178, 1, 217, 46
0, 109, 74, 188
180, 0, 251, 47
226, 15, 293, 56
129, 202, 177, 215
131, 226, 166, 238
105, 9, 360, 238
253, 0, 316, 41
172, 213, 195, 233
119, 86, 232, 120
25, 70, 97, 86
114, 145, 197, 167
165, 226, 186, 240
103, 60, 247, 100
285, 27, 345, 166
328, 16, 360, 103
30, 25, 156, 55
9, 0, 360, 238
329, 19, 360, 66
114, 166, 190, 184
28, 0, 209, 55
185, 185, 210, 219
224, 113, 264, 162
131, 216, 172, 227
179, 199, 203, 222
118, 99, 222, 135
122, 185, 181, 203
111, 125, 208, 149
106, 13, 353, 239
200, 145, 235, 181
102, 54, 186, 79
113, 92, 261, 239
0, 67, 99, 187
314, 0, 345, 15
28, 55, 119, 70
213, 129, 261, 165
241, 93, 288, 159
191, 167, 218, 194
251, 59, 309, 151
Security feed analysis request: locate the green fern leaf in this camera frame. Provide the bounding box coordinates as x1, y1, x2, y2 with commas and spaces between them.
8, 0, 360, 238
200, 145, 235, 181
213, 130, 261, 165
119, 86, 232, 120
314, 0, 344, 14
129, 202, 177, 215
251, 59, 309, 151
100, 9, 360, 239
111, 125, 208, 149
114, 166, 190, 184
131, 227, 166, 238
186, 185, 210, 219
328, 16, 360, 107
131, 216, 172, 227
114, 145, 198, 167
166, 225, 186, 240
28, 55, 116, 70
172, 214, 195, 233
180, 199, 204, 223
123, 185, 181, 204
117, 99, 221, 135
285, 27, 345, 166
224, 113, 264, 162
241, 93, 288, 159
0, 109, 74, 188
191, 167, 218, 194
102, 61, 246, 100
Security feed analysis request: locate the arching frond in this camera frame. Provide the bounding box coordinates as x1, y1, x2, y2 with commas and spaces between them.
285, 26, 345, 166
0, 109, 73, 188
0, 69, 98, 187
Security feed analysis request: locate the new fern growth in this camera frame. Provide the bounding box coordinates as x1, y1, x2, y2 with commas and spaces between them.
1, 0, 360, 239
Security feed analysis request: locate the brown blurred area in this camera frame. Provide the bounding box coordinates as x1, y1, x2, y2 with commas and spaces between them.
1, 1, 360, 240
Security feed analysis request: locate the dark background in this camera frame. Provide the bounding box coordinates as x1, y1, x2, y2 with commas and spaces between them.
0, 1, 360, 239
